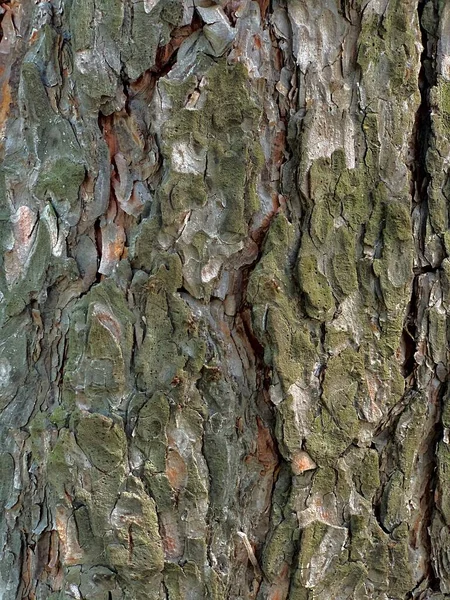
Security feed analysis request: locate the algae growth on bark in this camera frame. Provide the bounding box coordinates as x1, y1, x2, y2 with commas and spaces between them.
0, 0, 450, 598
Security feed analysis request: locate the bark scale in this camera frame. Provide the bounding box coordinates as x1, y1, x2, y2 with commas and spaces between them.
0, 0, 450, 598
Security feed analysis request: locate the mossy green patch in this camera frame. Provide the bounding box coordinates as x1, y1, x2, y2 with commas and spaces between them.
438, 80, 450, 131
387, 523, 414, 595
375, 201, 413, 319
70, 0, 95, 51
349, 514, 369, 561
35, 158, 85, 209
96, 0, 124, 39
106, 477, 164, 597
317, 560, 367, 599
4, 221, 52, 318
62, 279, 135, 410
297, 521, 340, 586
131, 216, 161, 272
206, 568, 226, 600
249, 214, 317, 388
28, 412, 50, 461
158, 60, 262, 240
143, 466, 173, 511
427, 183, 448, 235
160, 173, 207, 229
185, 537, 207, 565
380, 469, 405, 532
162, 559, 207, 599
358, 450, 380, 500
203, 428, 236, 515
75, 412, 127, 472
163, 563, 185, 600
19, 61, 53, 127
277, 394, 303, 458
135, 265, 205, 392
0, 453, 15, 509
436, 442, 450, 524
330, 227, 358, 297
358, 6, 419, 99
123, 0, 182, 79
306, 409, 353, 466
296, 150, 381, 318
296, 250, 334, 320
134, 393, 170, 472
304, 348, 366, 466
309, 199, 334, 246
185, 454, 209, 498
262, 517, 296, 582
47, 429, 80, 498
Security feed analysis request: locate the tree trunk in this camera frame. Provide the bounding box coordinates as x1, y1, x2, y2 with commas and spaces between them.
1, 0, 449, 598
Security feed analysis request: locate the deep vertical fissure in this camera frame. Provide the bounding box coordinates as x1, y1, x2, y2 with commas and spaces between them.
406, 0, 434, 378
407, 1, 442, 592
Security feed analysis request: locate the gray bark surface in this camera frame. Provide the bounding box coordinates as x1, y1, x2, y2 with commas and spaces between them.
0, 0, 449, 598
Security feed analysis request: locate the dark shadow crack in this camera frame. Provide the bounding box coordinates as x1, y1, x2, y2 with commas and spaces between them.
403, 0, 443, 594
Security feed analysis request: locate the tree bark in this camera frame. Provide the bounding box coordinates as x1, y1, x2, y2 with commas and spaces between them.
1, 0, 450, 598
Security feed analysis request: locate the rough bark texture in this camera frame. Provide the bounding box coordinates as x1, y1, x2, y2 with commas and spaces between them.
1, 0, 450, 598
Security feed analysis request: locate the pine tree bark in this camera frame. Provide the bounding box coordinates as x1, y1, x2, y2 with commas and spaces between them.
1, 0, 450, 598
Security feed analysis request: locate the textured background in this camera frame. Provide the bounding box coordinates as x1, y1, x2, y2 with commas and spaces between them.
0, 0, 450, 598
